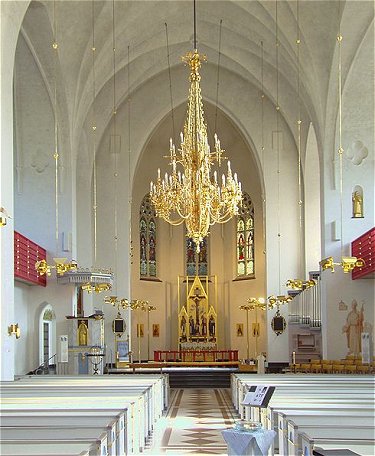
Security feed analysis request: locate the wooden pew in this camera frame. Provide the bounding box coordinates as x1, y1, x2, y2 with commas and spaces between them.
231, 374, 374, 455
0, 416, 120, 456
0, 429, 109, 456
300, 432, 375, 456
286, 421, 374, 456
0, 441, 97, 456
0, 397, 142, 453
0, 410, 126, 455
276, 410, 374, 455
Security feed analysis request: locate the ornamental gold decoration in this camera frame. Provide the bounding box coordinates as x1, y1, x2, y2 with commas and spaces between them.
150, 50, 242, 252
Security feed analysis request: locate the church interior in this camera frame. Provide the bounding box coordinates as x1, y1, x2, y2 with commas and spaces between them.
1, 0, 374, 455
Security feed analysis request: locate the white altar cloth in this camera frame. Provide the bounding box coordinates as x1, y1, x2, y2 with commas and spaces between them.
221, 428, 276, 456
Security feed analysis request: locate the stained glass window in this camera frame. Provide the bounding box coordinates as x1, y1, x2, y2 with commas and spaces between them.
140, 194, 157, 278
236, 192, 255, 277
186, 236, 208, 276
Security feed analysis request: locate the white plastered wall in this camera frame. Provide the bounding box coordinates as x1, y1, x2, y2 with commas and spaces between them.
321, 18, 374, 360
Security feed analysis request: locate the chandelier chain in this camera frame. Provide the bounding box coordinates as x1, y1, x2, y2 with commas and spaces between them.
165, 23, 176, 143
91, 0, 98, 263
214, 19, 223, 135
53, 0, 59, 257
276, 0, 281, 295
337, 0, 344, 258
296, 0, 303, 278
112, 0, 118, 294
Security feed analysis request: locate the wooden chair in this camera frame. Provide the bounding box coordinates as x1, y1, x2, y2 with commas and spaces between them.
332, 363, 345, 374
300, 363, 311, 373
356, 364, 370, 374
321, 363, 333, 373
345, 364, 357, 374
309, 363, 322, 373
341, 359, 355, 365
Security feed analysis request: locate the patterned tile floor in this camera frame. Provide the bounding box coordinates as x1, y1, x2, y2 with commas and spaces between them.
145, 388, 238, 455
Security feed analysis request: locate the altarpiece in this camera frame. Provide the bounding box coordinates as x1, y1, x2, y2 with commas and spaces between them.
178, 275, 217, 350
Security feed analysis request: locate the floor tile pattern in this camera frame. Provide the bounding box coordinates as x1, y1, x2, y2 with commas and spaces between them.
145, 388, 237, 455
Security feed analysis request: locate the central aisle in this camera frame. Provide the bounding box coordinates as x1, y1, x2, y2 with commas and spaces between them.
145, 388, 237, 454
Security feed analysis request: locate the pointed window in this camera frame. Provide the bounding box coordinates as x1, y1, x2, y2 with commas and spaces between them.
186, 236, 208, 276
140, 193, 157, 278
236, 192, 255, 277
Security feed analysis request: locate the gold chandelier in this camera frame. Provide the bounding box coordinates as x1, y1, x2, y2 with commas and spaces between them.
36, 258, 77, 277
150, 35, 242, 252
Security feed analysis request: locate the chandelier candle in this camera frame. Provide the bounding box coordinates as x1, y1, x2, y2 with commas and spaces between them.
150, 50, 242, 252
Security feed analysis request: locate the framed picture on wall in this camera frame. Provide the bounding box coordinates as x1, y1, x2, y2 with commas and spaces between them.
152, 324, 160, 337
252, 322, 260, 337
137, 323, 144, 338
236, 323, 244, 337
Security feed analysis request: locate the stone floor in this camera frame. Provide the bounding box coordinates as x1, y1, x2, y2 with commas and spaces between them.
145, 388, 237, 455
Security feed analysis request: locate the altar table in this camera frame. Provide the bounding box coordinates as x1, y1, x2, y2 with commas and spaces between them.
154, 349, 238, 362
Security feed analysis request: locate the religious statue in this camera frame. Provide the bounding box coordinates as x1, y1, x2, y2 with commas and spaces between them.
238, 233, 245, 260
189, 316, 195, 335
342, 300, 364, 355
180, 315, 187, 337
201, 314, 207, 336
78, 320, 88, 346
352, 191, 363, 218
209, 315, 215, 337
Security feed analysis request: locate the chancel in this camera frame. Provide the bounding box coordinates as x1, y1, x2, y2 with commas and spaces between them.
0, 0, 374, 455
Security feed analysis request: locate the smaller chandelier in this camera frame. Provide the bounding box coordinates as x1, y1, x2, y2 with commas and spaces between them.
320, 256, 365, 273
150, 50, 242, 252
268, 295, 293, 306
286, 279, 316, 290
36, 258, 78, 277
104, 296, 150, 311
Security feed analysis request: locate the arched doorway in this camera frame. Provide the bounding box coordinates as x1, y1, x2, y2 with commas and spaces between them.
38, 303, 56, 372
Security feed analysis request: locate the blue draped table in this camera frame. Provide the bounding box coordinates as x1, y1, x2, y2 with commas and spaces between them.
221, 428, 276, 456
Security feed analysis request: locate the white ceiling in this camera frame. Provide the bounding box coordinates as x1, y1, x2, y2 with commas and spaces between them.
18, 1, 374, 166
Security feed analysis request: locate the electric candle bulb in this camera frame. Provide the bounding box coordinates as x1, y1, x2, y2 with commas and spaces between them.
222, 174, 225, 186
180, 132, 184, 143
157, 168, 161, 179
214, 171, 217, 183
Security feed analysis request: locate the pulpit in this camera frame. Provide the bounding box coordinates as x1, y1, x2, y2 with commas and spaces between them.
66, 316, 105, 375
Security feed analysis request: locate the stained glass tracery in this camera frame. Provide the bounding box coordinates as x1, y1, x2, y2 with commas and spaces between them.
186, 236, 208, 276
140, 194, 157, 278
236, 192, 254, 277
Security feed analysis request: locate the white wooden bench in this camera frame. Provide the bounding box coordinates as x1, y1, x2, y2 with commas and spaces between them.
287, 421, 375, 456
300, 432, 375, 456
0, 441, 96, 456
277, 410, 374, 455
0, 410, 126, 455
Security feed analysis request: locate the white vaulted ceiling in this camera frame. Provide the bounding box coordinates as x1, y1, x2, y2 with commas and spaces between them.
18, 1, 374, 174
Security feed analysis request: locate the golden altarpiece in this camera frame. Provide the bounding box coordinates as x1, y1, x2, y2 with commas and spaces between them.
178, 275, 218, 356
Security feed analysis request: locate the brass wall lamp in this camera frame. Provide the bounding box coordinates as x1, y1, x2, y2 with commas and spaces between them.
0, 207, 11, 227
8, 324, 21, 339
319, 256, 365, 273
